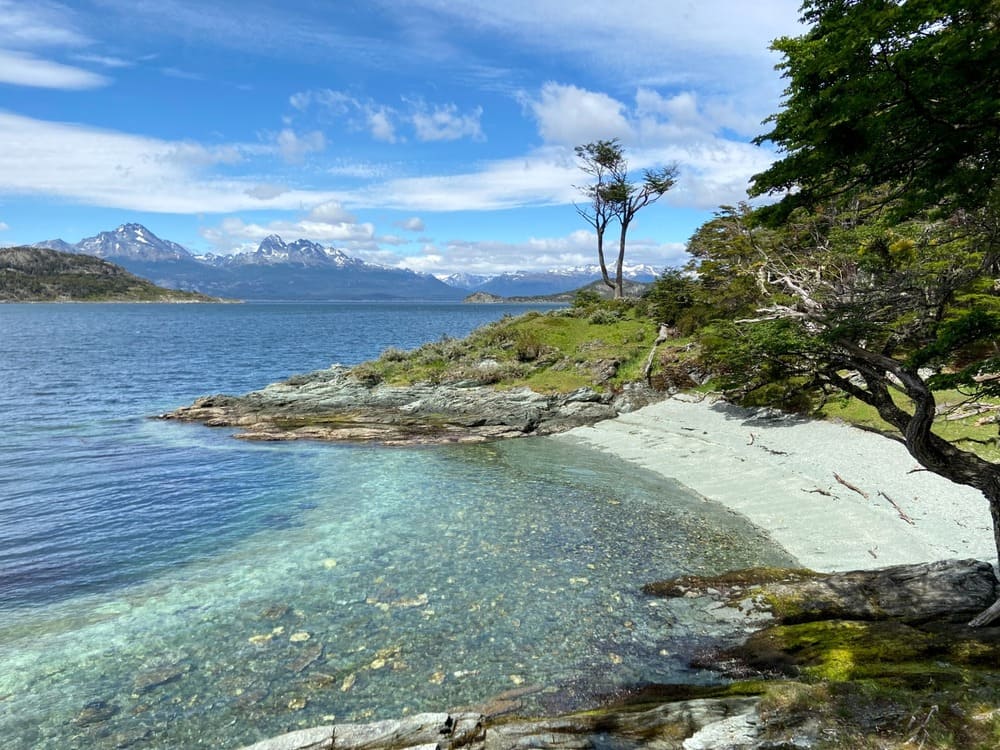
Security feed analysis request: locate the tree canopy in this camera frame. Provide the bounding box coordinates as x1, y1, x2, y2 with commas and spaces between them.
751, 0, 1000, 223
575, 140, 677, 298
656, 0, 1000, 618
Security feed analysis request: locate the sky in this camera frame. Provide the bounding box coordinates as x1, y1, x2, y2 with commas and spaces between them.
0, 0, 804, 275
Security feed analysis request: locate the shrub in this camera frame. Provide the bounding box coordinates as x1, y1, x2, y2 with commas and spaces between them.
513, 329, 545, 362
588, 307, 622, 325
351, 363, 384, 386
379, 347, 409, 362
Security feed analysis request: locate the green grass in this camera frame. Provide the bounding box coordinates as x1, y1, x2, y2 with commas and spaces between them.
354, 305, 658, 394
820, 389, 1000, 462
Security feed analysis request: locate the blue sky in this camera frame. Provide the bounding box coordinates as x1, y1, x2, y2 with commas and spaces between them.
0, 0, 803, 274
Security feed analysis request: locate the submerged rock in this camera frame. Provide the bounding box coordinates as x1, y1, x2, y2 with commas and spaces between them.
159, 365, 629, 445
132, 662, 192, 695
73, 699, 119, 727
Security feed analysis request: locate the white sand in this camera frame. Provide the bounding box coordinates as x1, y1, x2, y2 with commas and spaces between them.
555, 394, 997, 572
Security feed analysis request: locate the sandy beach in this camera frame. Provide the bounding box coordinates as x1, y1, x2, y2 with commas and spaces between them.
557, 394, 997, 572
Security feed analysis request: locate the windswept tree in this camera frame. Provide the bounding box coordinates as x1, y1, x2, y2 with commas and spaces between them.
575, 140, 678, 298
574, 140, 622, 294
697, 0, 1000, 623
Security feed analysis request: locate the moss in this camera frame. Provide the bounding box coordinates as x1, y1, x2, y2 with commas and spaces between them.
730, 620, 1000, 749
642, 566, 820, 597
741, 620, 938, 681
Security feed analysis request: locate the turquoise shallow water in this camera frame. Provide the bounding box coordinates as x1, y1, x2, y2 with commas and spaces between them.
0, 302, 794, 749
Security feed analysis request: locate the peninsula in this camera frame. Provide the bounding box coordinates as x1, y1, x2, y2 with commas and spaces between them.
0, 246, 220, 302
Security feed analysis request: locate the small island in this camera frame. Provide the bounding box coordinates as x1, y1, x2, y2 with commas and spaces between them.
0, 246, 221, 303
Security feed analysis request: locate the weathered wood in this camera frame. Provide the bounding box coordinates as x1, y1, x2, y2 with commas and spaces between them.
833, 472, 870, 499
969, 597, 1000, 627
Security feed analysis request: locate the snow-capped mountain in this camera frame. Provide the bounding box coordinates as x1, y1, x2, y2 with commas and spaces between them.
52, 223, 195, 262
33, 225, 463, 300
436, 272, 495, 289
441, 263, 661, 297
202, 235, 368, 269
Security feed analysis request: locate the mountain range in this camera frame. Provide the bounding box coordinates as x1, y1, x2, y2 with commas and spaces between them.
33, 224, 662, 300
440, 263, 660, 297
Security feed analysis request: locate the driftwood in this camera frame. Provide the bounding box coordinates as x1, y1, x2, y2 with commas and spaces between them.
877, 491, 916, 525
642, 324, 671, 382
969, 597, 1000, 627
833, 473, 870, 499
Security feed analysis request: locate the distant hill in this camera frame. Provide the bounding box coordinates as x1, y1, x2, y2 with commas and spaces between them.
441, 264, 660, 298
0, 247, 219, 302
464, 278, 651, 304
36, 224, 464, 301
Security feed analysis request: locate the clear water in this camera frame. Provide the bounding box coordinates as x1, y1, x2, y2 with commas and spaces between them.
0, 302, 794, 749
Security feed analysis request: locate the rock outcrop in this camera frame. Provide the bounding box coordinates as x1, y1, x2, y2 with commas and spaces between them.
235, 700, 762, 750
235, 560, 1000, 750
643, 558, 1000, 625
160, 366, 657, 444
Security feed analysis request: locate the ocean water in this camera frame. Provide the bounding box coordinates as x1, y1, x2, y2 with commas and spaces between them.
0, 302, 794, 750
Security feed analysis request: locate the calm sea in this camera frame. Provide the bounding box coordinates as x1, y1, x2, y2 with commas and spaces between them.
0, 302, 793, 749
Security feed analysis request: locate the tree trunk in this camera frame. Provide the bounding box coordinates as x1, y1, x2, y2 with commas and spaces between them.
597, 228, 614, 290
829, 343, 1000, 625
615, 222, 627, 299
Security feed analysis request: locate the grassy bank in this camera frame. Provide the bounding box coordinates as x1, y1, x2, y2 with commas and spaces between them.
351, 299, 660, 394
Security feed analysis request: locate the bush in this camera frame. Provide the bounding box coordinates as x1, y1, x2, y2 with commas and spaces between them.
588, 307, 623, 325
513, 329, 545, 362
379, 347, 409, 362
572, 289, 603, 309
351, 362, 384, 386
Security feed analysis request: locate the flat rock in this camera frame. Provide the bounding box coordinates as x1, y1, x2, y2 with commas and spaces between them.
645, 559, 999, 624
159, 366, 629, 445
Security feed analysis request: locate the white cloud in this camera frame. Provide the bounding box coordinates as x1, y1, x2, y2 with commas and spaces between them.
327, 160, 393, 179
244, 183, 290, 200
525, 82, 632, 146
345, 79, 778, 214
73, 53, 132, 68
409, 102, 484, 142
354, 147, 579, 211
0, 48, 109, 89
367, 108, 397, 143
403, 0, 801, 119
308, 200, 356, 223
200, 215, 376, 254
393, 229, 686, 276
0, 112, 345, 213
274, 128, 326, 163
0, 221, 8, 231
292, 88, 485, 144
0, 0, 90, 48
394, 217, 425, 232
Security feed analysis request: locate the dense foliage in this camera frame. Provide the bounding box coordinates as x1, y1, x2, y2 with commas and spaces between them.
641, 0, 1000, 581
751, 0, 1000, 223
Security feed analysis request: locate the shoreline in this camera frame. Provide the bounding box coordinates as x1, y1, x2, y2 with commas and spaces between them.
556, 393, 997, 573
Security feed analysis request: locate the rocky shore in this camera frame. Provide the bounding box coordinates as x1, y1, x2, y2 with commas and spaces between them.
237, 559, 1000, 750
160, 365, 659, 444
